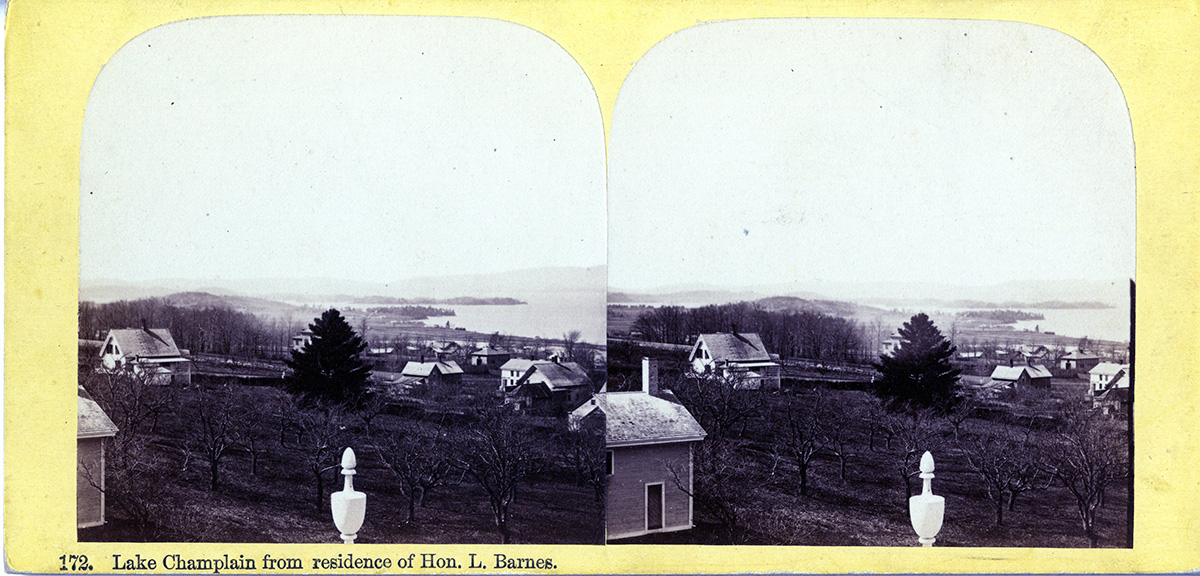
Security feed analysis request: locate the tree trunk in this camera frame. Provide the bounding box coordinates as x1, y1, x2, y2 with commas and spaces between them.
995, 500, 1004, 526
839, 457, 847, 480
798, 464, 809, 496
315, 469, 325, 510
210, 459, 219, 491
250, 451, 259, 476
407, 492, 417, 523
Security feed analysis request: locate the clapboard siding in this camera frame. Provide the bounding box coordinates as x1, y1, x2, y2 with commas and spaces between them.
607, 442, 693, 538
77, 438, 106, 528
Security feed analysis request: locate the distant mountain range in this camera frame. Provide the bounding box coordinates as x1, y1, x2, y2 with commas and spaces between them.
80, 265, 606, 304
609, 278, 1129, 311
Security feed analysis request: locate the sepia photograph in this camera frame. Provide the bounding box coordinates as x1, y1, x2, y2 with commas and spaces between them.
605, 19, 1133, 547
76, 15, 607, 544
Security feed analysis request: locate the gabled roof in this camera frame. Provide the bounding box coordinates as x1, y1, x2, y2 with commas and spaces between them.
401, 360, 464, 377
990, 366, 1028, 381
471, 346, 511, 357
1090, 362, 1128, 376
696, 332, 772, 363
500, 358, 537, 372
1025, 364, 1052, 379
78, 389, 119, 439
515, 361, 591, 391
990, 364, 1051, 381
106, 328, 183, 358
601, 391, 707, 447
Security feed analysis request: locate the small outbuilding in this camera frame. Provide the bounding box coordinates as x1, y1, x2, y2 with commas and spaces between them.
78, 387, 119, 529
572, 358, 706, 541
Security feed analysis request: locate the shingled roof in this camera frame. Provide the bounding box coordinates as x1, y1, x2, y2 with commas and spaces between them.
516, 361, 591, 391
106, 328, 182, 358
601, 391, 707, 447
78, 389, 119, 439
402, 360, 464, 377
990, 364, 1051, 381
696, 332, 772, 363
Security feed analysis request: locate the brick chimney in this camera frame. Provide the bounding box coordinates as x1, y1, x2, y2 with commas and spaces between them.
642, 356, 659, 396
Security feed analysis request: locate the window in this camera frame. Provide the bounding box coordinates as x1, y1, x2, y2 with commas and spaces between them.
606, 450, 613, 476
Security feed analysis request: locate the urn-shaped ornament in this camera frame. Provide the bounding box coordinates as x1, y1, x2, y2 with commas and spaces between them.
331, 447, 366, 543
908, 451, 944, 547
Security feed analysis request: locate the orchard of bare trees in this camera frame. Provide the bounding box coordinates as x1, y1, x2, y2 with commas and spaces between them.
78, 315, 603, 544
646, 365, 1129, 547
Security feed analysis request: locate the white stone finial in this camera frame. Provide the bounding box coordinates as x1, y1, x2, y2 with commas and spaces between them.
909, 451, 944, 547
332, 447, 366, 544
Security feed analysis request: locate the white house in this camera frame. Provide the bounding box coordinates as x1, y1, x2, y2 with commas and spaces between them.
99, 328, 191, 385
1089, 362, 1130, 394
688, 332, 781, 390
291, 328, 314, 352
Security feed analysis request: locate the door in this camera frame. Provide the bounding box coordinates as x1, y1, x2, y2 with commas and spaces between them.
646, 483, 664, 531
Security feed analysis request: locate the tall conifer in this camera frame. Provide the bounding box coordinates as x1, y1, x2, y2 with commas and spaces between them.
873, 312, 962, 413
285, 308, 371, 407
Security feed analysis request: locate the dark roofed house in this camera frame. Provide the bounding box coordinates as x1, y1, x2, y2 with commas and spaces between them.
572, 357, 706, 541
469, 345, 512, 369
100, 328, 191, 385
988, 363, 1052, 393
688, 332, 781, 390
401, 360, 464, 396
1059, 350, 1101, 375
78, 387, 119, 529
505, 358, 594, 415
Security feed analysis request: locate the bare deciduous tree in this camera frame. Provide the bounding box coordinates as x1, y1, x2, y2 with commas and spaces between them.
289, 406, 350, 511
562, 330, 582, 363
671, 371, 764, 441
557, 418, 606, 504
1045, 405, 1129, 547
456, 405, 547, 544
884, 409, 945, 501
373, 420, 457, 524
187, 385, 243, 491
670, 437, 762, 544
772, 392, 829, 496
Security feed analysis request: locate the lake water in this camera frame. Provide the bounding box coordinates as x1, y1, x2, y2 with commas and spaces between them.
927, 305, 1131, 343
1008, 306, 1131, 343
420, 291, 606, 344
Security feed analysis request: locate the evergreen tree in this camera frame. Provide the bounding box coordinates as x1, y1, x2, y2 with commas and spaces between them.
872, 313, 962, 413
285, 308, 371, 408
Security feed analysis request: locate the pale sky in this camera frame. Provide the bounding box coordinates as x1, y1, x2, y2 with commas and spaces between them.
608, 19, 1135, 292
81, 16, 605, 285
